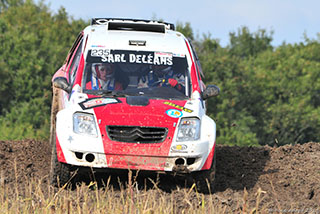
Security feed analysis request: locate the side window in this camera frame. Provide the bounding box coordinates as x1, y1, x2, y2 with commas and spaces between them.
188, 39, 205, 92
65, 33, 83, 66
68, 39, 83, 85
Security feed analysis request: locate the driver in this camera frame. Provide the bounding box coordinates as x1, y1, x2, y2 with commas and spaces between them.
138, 65, 185, 91
87, 63, 123, 90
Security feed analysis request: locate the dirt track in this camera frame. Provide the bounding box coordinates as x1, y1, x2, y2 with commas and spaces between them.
0, 140, 319, 212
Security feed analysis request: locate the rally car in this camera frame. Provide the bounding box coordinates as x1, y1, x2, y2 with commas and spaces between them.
49, 18, 220, 193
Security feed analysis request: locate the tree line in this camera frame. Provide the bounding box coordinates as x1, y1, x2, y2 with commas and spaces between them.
0, 0, 319, 146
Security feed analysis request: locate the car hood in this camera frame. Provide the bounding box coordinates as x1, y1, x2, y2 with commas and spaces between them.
85, 96, 188, 128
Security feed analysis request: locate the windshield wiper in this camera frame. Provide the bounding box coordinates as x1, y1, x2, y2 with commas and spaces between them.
84, 90, 119, 96
101, 90, 134, 97
85, 89, 142, 97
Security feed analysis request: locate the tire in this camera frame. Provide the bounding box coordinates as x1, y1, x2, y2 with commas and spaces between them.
49, 130, 72, 187
49, 86, 72, 187
192, 153, 216, 194
49, 87, 60, 148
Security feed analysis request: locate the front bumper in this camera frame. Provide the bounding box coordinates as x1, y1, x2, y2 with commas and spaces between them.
58, 139, 215, 173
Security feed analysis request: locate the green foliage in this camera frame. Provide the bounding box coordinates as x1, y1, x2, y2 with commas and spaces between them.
200, 31, 320, 146
198, 37, 260, 146
0, 98, 50, 140
228, 26, 273, 58
245, 43, 320, 145
0, 0, 23, 12
0, 0, 86, 140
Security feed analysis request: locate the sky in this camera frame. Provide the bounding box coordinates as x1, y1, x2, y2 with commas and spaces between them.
39, 0, 320, 47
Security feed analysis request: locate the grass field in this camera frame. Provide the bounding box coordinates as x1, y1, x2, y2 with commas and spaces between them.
0, 170, 268, 214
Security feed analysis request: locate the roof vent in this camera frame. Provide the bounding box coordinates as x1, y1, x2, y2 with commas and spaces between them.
108, 22, 165, 33
91, 18, 175, 31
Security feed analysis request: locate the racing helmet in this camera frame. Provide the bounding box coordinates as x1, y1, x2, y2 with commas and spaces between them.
92, 63, 114, 80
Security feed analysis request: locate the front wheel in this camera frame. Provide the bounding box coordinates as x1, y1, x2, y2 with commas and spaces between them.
192, 153, 216, 194
49, 134, 72, 187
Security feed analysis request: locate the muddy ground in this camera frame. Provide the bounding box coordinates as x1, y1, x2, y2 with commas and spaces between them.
0, 140, 319, 212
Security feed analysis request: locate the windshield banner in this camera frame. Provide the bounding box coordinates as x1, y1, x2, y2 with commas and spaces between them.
87, 49, 173, 65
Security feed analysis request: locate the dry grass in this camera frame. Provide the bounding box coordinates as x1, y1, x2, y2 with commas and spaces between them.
0, 162, 274, 213
0, 171, 272, 214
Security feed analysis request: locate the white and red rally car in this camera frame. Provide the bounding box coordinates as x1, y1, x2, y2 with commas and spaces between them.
50, 18, 219, 193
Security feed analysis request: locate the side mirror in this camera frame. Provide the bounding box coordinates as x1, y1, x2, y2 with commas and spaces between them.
53, 77, 71, 93
202, 85, 220, 100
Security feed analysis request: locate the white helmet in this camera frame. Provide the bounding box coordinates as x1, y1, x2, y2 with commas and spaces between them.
92, 63, 114, 80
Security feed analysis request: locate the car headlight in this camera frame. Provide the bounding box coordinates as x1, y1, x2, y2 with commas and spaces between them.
176, 118, 200, 142
73, 112, 98, 137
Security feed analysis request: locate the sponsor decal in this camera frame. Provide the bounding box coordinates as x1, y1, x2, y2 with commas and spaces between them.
166, 109, 182, 118
173, 53, 186, 58
88, 49, 173, 66
171, 144, 188, 153
91, 45, 106, 48
164, 101, 193, 113
79, 97, 120, 110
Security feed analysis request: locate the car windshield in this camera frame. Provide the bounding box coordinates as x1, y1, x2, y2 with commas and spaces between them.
83, 49, 191, 99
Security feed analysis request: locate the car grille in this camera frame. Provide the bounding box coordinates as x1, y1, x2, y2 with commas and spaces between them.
106, 126, 168, 143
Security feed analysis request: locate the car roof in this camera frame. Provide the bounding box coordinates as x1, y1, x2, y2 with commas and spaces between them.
83, 18, 189, 55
